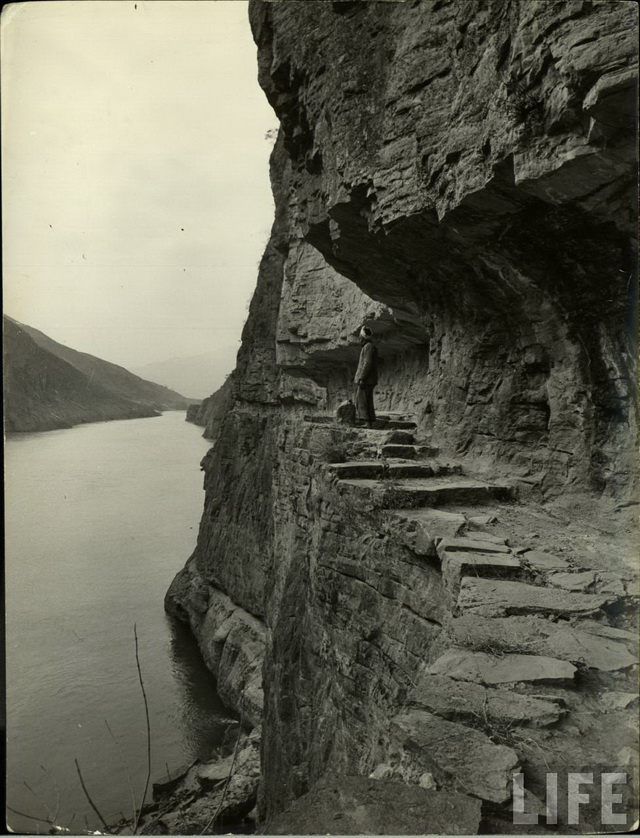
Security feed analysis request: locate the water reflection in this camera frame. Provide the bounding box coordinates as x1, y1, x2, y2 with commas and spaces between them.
166, 614, 237, 764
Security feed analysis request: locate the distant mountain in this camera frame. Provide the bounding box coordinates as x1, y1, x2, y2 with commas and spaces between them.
3, 316, 191, 433
131, 352, 234, 400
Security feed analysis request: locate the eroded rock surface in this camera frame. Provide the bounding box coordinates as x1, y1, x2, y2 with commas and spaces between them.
267, 775, 482, 835
164, 0, 638, 833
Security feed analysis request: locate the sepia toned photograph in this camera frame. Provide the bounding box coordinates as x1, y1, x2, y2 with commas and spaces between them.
3, 0, 639, 835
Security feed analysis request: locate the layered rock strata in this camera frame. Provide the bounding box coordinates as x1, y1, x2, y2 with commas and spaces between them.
167, 1, 638, 833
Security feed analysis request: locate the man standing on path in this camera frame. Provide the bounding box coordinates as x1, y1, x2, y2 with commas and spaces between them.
354, 325, 379, 428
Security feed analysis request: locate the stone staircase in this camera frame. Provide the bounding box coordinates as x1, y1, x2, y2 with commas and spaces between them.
307, 411, 638, 829
389, 527, 638, 827
319, 413, 514, 509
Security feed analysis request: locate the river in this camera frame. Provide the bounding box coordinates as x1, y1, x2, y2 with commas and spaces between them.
5, 411, 228, 834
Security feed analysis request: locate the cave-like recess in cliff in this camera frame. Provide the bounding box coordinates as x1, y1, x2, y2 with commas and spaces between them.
248, 0, 637, 498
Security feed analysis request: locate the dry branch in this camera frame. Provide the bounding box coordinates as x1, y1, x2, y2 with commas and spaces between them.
133, 623, 152, 835
74, 758, 111, 833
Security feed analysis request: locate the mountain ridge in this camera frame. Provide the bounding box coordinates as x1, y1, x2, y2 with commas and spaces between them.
3, 315, 192, 432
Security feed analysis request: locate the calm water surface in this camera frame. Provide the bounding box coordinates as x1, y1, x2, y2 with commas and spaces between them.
6, 412, 228, 834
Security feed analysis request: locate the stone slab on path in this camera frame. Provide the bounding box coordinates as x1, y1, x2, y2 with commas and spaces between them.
381, 444, 417, 459
438, 537, 512, 555
428, 648, 576, 685
548, 570, 629, 597
267, 775, 482, 835
575, 619, 638, 647
462, 529, 505, 543
388, 462, 463, 479
457, 577, 612, 618
520, 550, 572, 571
391, 709, 519, 803
341, 477, 513, 507
385, 430, 415, 445
440, 551, 525, 600
449, 614, 637, 672
408, 672, 563, 727
331, 461, 461, 481
390, 508, 466, 555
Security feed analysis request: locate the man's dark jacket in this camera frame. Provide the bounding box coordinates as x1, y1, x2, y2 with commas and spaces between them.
355, 339, 379, 387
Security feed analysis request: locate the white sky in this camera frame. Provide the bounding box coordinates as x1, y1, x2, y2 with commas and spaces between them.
2, 0, 279, 371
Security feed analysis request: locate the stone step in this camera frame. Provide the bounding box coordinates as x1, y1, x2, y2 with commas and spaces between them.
416, 444, 440, 458
339, 476, 513, 507
385, 430, 416, 445
457, 577, 613, 619
409, 672, 564, 728
330, 461, 461, 480
437, 537, 511, 555
547, 570, 631, 597
390, 508, 467, 550
428, 648, 577, 685
380, 444, 417, 459
440, 551, 525, 599
391, 709, 518, 803
519, 549, 572, 572
450, 614, 638, 672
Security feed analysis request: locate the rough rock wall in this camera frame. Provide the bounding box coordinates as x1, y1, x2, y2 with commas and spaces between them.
185, 376, 236, 439
250, 0, 638, 499
166, 0, 638, 830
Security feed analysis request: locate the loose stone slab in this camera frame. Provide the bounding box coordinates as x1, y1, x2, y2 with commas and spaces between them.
521, 550, 571, 571
392, 709, 519, 803
449, 614, 637, 671
457, 577, 611, 618
428, 648, 576, 685
437, 537, 512, 555
409, 672, 563, 727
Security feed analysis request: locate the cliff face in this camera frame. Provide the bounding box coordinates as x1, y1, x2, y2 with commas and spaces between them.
250, 0, 637, 497
166, 1, 638, 833
3, 316, 190, 432
185, 376, 235, 439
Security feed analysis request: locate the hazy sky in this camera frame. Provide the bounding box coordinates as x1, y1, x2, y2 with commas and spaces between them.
2, 0, 279, 374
